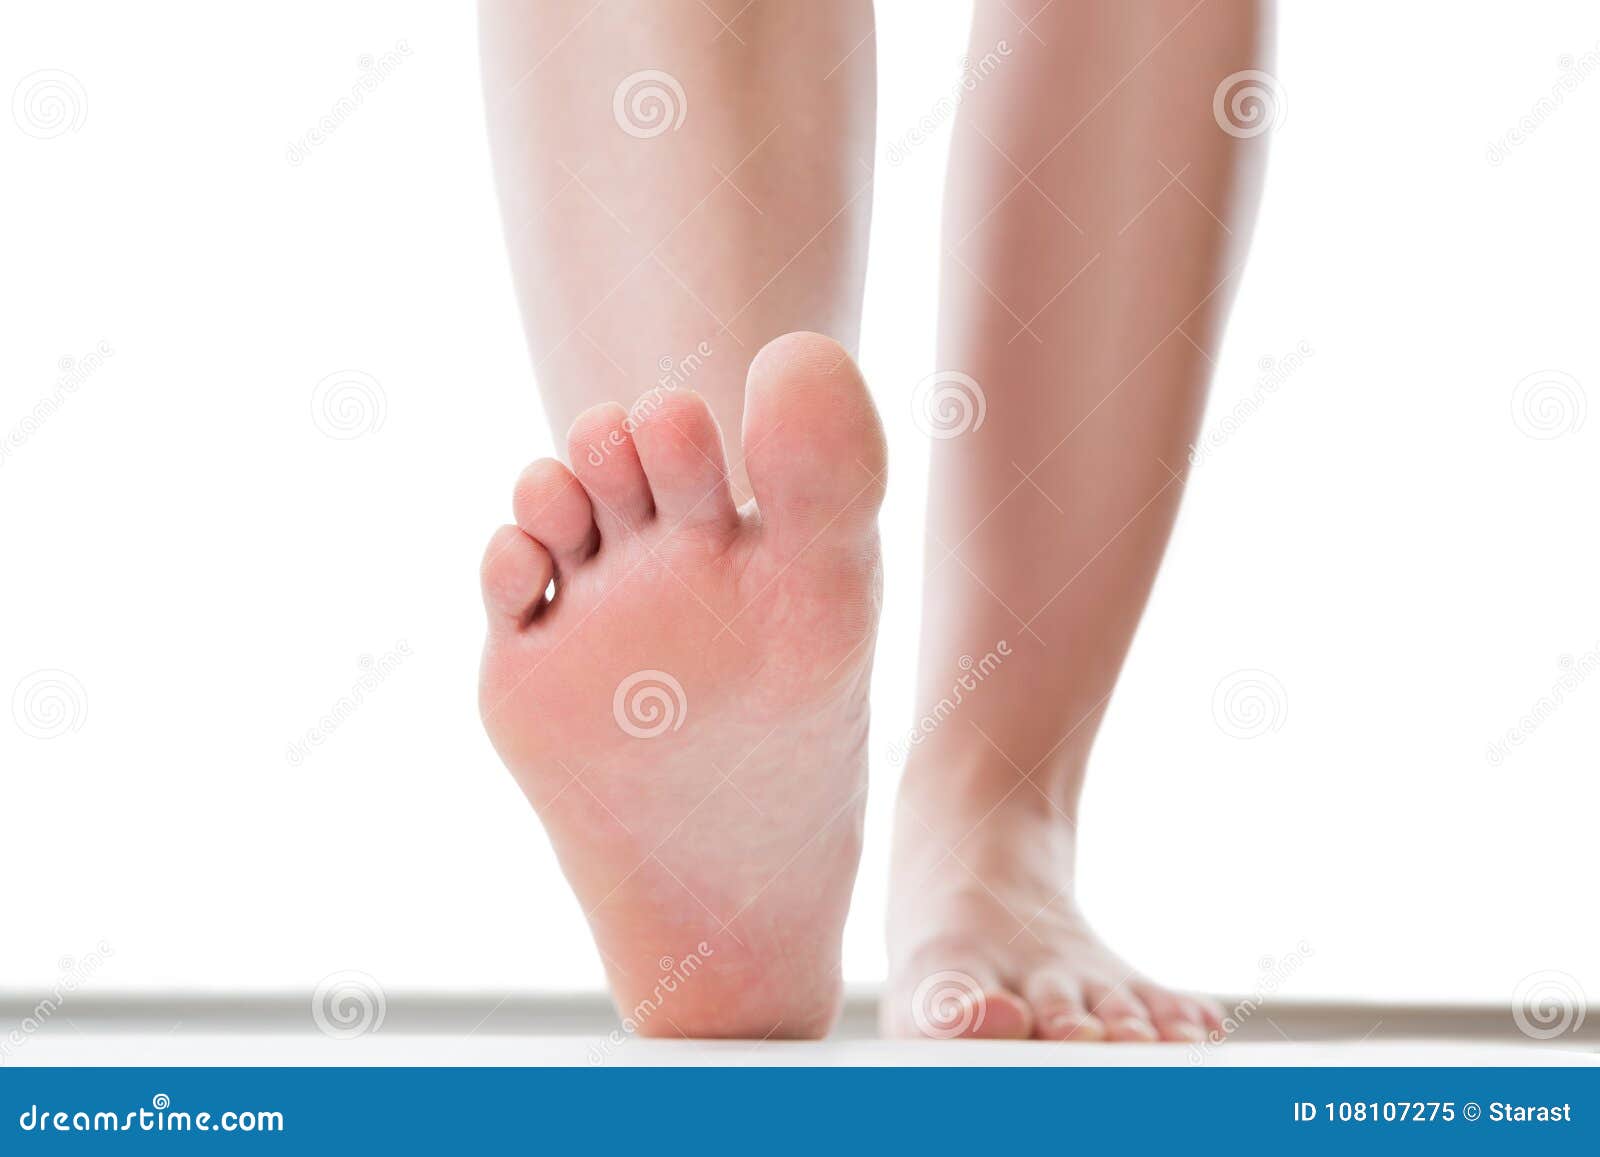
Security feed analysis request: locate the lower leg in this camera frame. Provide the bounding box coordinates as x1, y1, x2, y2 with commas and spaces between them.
887, 0, 1273, 1040
478, 0, 875, 499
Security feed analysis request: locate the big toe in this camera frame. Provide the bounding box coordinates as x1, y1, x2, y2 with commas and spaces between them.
741, 332, 887, 550
889, 963, 1033, 1041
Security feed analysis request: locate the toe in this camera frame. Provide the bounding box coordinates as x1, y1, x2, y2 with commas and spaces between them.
1102, 1015, 1160, 1043
480, 525, 553, 628
741, 332, 887, 551
1022, 972, 1106, 1042
959, 986, 1032, 1040
630, 390, 739, 536
1132, 982, 1211, 1043
568, 402, 655, 540
512, 459, 598, 574
1193, 994, 1228, 1035
1083, 982, 1159, 1042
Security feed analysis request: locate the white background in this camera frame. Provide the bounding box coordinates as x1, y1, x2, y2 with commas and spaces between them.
3, 1, 1596, 1006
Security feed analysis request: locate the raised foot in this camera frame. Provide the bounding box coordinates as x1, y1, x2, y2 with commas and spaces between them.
479, 332, 886, 1039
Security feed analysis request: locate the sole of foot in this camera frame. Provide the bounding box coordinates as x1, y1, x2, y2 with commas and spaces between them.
479, 332, 886, 1039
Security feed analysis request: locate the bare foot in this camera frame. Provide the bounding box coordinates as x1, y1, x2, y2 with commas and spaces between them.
884, 768, 1224, 1042
479, 333, 885, 1039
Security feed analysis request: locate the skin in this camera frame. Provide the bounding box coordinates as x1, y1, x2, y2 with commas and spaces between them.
886, 0, 1272, 1041
479, 0, 1271, 1039
477, 0, 875, 503
479, 335, 886, 1037
478, 0, 878, 1036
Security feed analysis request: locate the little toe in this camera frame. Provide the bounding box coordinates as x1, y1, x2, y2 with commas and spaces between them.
630, 390, 738, 536
512, 459, 598, 574
480, 525, 553, 628
1194, 995, 1228, 1035
568, 402, 654, 540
